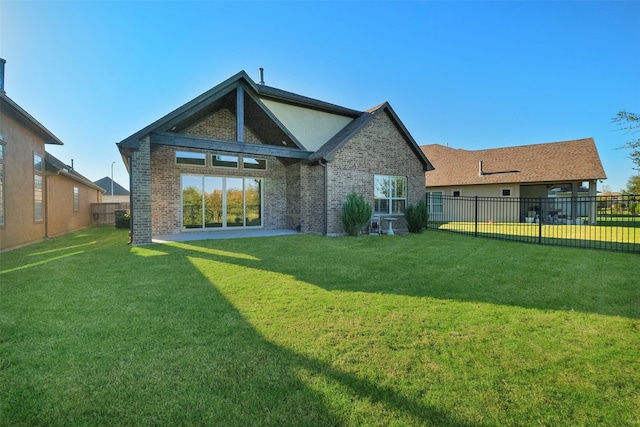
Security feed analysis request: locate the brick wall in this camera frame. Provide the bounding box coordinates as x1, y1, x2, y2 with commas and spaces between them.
135, 106, 426, 240
324, 110, 426, 235
183, 107, 261, 143
149, 144, 289, 235
131, 136, 152, 244
299, 163, 326, 234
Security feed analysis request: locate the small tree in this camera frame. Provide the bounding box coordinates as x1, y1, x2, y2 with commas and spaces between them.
612, 111, 640, 170
405, 199, 429, 233
624, 175, 640, 195
341, 192, 372, 236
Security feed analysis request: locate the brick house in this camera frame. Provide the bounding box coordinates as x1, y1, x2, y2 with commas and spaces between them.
117, 70, 433, 244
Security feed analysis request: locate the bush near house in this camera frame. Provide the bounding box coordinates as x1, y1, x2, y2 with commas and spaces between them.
114, 210, 130, 229
405, 199, 429, 233
341, 192, 372, 236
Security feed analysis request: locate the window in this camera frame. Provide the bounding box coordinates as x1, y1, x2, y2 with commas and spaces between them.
73, 187, 79, 211
176, 151, 206, 166
34, 153, 43, 171
181, 175, 262, 229
374, 175, 407, 214
243, 157, 267, 170
426, 191, 443, 214
452, 190, 461, 197
34, 174, 43, 221
34, 151, 44, 222
501, 188, 512, 197
212, 154, 239, 168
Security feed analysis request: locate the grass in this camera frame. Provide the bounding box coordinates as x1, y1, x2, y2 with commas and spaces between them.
1, 227, 639, 426
430, 220, 640, 252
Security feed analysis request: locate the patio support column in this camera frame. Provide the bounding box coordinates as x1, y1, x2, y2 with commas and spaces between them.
130, 136, 152, 245
571, 181, 579, 223
588, 179, 598, 225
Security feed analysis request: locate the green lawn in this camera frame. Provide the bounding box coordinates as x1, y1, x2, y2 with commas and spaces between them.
430, 220, 640, 252
1, 228, 639, 426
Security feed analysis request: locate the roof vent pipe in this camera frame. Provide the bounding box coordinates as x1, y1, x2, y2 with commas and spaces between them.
0, 58, 6, 94
479, 160, 483, 176
259, 67, 265, 85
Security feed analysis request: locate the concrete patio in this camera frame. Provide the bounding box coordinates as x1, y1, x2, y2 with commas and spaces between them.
152, 229, 299, 243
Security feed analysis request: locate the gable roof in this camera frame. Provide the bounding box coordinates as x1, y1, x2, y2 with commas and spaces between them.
309, 102, 433, 170
94, 176, 130, 196
45, 152, 105, 192
421, 138, 607, 187
117, 70, 432, 169
0, 92, 63, 145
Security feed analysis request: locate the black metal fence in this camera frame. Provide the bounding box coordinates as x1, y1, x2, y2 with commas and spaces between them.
426, 194, 639, 253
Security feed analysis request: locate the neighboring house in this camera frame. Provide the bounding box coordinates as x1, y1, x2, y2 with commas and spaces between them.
0, 59, 103, 251
94, 176, 130, 203
117, 70, 433, 244
44, 153, 105, 238
421, 138, 607, 224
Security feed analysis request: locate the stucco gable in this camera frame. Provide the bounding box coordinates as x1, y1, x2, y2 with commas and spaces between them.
310, 102, 433, 171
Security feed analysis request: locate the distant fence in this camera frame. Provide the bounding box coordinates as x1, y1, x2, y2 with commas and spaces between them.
91, 202, 130, 226
426, 194, 639, 253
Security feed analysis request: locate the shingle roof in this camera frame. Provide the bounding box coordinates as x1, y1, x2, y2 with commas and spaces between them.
45, 152, 105, 192
94, 177, 130, 196
421, 138, 607, 187
118, 70, 433, 170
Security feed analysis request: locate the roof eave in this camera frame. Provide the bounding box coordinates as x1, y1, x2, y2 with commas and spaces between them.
117, 70, 257, 148
0, 93, 64, 145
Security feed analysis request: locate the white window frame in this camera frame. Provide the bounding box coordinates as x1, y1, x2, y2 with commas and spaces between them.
34, 174, 43, 222
374, 175, 407, 215
73, 186, 79, 212
501, 187, 513, 197
34, 152, 43, 172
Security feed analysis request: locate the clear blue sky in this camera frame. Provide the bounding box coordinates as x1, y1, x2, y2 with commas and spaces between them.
2, 1, 639, 192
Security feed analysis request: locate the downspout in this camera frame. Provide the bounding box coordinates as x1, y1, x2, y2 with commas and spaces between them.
128, 156, 133, 244
318, 160, 328, 235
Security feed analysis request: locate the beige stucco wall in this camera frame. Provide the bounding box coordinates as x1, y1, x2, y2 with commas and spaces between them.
46, 173, 102, 238
261, 99, 353, 151
427, 184, 521, 223
0, 112, 47, 251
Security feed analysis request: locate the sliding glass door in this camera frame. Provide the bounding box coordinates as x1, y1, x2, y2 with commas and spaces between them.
181, 175, 262, 230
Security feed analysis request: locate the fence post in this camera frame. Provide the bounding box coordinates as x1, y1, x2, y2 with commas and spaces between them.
474, 196, 478, 237
538, 197, 543, 244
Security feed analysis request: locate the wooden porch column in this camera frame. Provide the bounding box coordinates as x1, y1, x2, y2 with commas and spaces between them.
236, 86, 244, 142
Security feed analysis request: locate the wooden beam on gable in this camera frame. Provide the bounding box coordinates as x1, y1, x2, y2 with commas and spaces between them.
150, 131, 314, 159
237, 86, 245, 142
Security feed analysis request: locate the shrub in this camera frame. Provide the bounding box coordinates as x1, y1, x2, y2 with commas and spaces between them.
405, 200, 429, 233
115, 210, 130, 229
342, 192, 372, 236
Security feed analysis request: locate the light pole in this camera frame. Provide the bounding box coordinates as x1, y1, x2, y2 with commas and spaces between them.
111, 161, 115, 198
